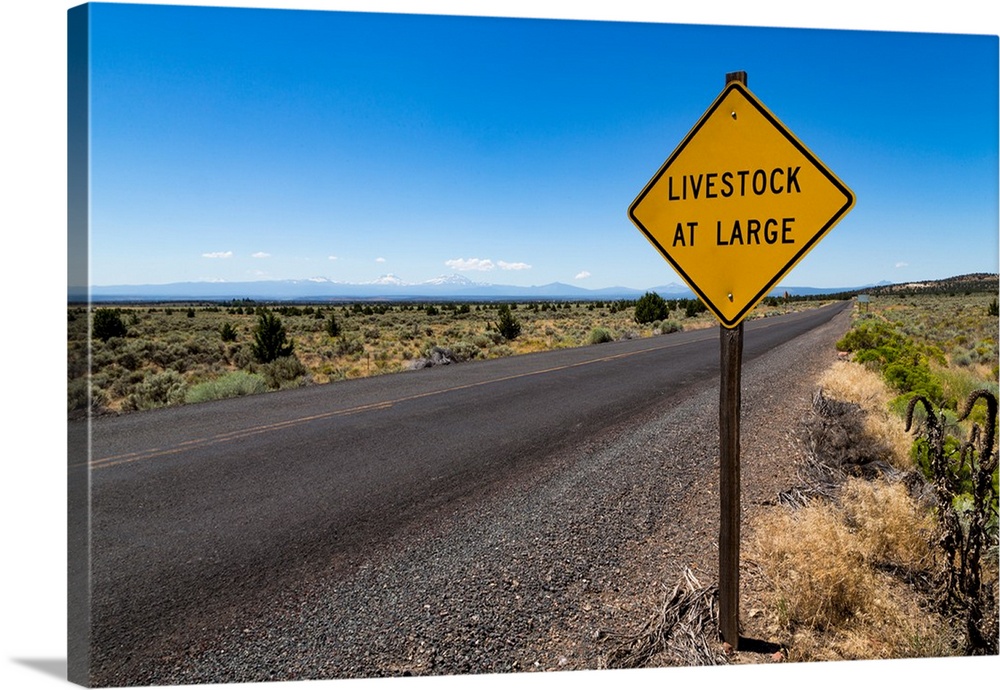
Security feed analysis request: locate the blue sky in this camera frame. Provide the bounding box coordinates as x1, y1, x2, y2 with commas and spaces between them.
84, 3, 998, 291
24, 2, 958, 296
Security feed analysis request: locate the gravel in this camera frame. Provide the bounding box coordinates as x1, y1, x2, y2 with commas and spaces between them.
94, 308, 851, 686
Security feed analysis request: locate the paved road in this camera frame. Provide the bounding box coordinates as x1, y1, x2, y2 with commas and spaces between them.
69, 301, 849, 682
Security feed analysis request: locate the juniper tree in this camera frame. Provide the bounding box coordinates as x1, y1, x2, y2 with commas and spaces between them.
493, 303, 521, 341
92, 308, 127, 342
634, 291, 669, 324
251, 310, 294, 363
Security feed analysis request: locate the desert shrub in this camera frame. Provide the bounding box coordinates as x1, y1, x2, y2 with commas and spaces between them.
488, 345, 515, 359
634, 291, 668, 324
67, 378, 90, 413
219, 322, 238, 342
258, 355, 307, 389
92, 308, 127, 342
884, 359, 942, 402
450, 341, 479, 362
588, 327, 613, 344
185, 371, 268, 403
838, 320, 943, 403
229, 344, 255, 369
122, 369, 187, 411
659, 320, 682, 334
335, 337, 365, 358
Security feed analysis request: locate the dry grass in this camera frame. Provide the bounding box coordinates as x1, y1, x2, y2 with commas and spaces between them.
818, 359, 913, 470
839, 478, 937, 573
745, 354, 962, 663
750, 478, 952, 661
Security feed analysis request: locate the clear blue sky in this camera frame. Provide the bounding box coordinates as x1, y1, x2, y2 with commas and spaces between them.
83, 2, 999, 290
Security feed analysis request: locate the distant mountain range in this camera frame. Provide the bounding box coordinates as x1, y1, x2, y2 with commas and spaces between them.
73, 272, 903, 303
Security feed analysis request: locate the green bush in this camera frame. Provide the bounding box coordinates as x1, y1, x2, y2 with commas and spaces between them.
259, 355, 307, 389
92, 308, 127, 342
588, 327, 613, 344
219, 322, 238, 342
123, 370, 187, 411
634, 291, 669, 324
335, 337, 365, 358
450, 341, 479, 362
185, 371, 268, 403
838, 320, 943, 404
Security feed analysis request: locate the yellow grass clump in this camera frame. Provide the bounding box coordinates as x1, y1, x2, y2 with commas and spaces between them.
750, 477, 951, 661
818, 359, 914, 470
839, 478, 936, 573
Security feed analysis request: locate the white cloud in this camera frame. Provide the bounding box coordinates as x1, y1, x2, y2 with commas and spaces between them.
375, 257, 386, 263
498, 260, 531, 271
202, 251, 233, 259
251, 251, 271, 259
446, 258, 495, 271
575, 270, 592, 280
895, 261, 909, 268
328, 255, 338, 261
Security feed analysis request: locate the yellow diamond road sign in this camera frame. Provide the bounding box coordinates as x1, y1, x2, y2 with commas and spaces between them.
628, 81, 855, 328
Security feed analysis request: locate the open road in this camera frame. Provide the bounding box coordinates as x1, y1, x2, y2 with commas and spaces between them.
69, 300, 851, 684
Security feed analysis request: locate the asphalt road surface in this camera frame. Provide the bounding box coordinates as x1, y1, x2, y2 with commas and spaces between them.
69, 301, 850, 684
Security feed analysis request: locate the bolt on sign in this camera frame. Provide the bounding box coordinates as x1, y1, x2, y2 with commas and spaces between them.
628, 80, 855, 327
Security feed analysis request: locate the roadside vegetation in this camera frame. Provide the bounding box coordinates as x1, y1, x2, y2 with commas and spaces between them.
67, 295, 821, 416
748, 289, 998, 662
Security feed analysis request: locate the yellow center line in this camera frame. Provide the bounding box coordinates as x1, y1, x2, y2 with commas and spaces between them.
86, 330, 716, 470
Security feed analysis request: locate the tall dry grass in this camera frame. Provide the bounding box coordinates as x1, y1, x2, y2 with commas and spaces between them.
748, 358, 957, 661
751, 477, 951, 660
818, 359, 914, 469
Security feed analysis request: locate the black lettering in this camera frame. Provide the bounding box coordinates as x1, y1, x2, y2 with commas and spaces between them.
745, 219, 761, 244
668, 176, 680, 201
782, 217, 795, 243
716, 220, 728, 245
729, 219, 744, 245
672, 222, 686, 246
769, 167, 784, 194
705, 172, 718, 198
720, 171, 733, 198
690, 174, 703, 199
736, 170, 749, 196
787, 166, 801, 193
763, 218, 778, 244
752, 169, 767, 195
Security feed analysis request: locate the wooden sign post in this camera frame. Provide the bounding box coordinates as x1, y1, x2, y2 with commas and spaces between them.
627, 69, 855, 650
718, 69, 745, 651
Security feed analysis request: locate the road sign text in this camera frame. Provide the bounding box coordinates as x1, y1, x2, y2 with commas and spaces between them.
665, 166, 802, 201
